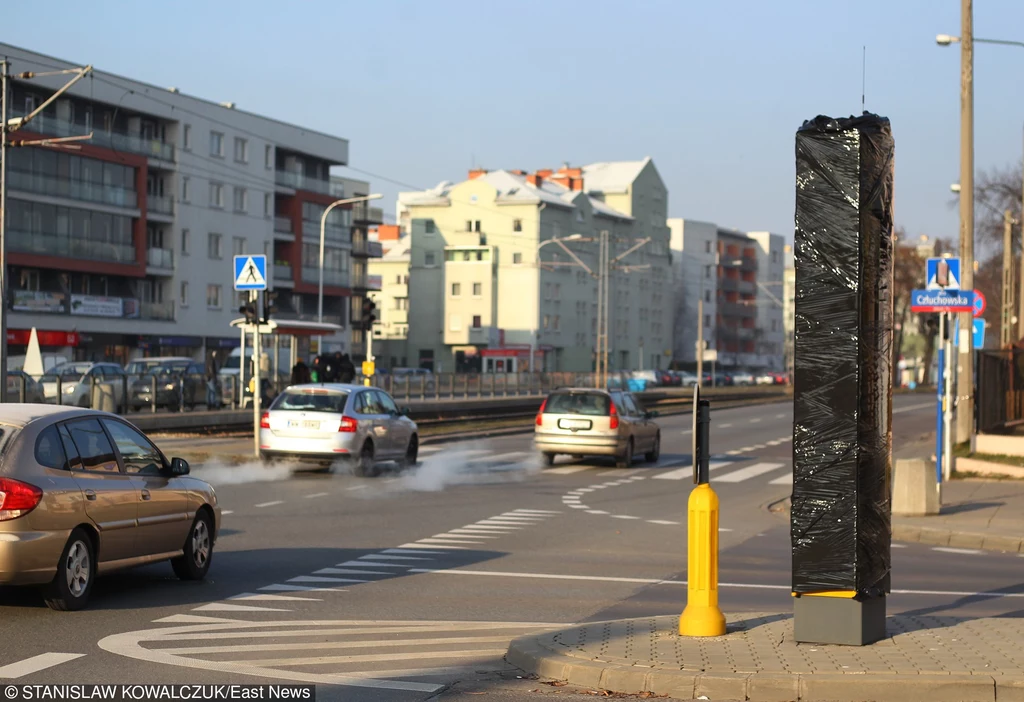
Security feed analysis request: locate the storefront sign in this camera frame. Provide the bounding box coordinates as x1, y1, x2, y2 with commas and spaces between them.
71, 294, 124, 318
7, 329, 80, 347
12, 290, 66, 314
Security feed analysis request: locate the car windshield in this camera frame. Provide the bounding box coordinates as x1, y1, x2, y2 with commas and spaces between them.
150, 362, 189, 377
42, 363, 90, 380
222, 356, 248, 371
545, 392, 611, 416
271, 389, 349, 413
126, 360, 172, 375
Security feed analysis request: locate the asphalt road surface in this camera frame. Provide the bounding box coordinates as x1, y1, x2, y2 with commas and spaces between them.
3, 393, 1016, 702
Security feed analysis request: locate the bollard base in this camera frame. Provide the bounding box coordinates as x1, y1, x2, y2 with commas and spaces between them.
793, 594, 886, 646
679, 603, 726, 637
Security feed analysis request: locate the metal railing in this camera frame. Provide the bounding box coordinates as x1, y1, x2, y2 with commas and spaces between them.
274, 216, 293, 234
7, 229, 136, 264
148, 195, 174, 215
273, 263, 293, 281
147, 247, 174, 269
140, 300, 175, 320
351, 240, 384, 257
275, 170, 331, 195
301, 267, 348, 286
15, 112, 175, 161
8, 169, 138, 209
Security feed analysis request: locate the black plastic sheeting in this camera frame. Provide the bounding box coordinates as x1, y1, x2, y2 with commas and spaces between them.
792, 114, 894, 596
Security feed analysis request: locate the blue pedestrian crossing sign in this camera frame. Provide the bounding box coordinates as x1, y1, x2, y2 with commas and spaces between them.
926, 257, 961, 291
233, 255, 267, 291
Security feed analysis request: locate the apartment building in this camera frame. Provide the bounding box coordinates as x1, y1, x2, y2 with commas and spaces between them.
668, 219, 718, 364
747, 231, 786, 371
782, 245, 795, 376
396, 159, 673, 373
1, 43, 355, 367
368, 237, 411, 369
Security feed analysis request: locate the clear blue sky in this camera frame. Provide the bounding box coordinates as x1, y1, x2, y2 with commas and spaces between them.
5, 0, 1023, 242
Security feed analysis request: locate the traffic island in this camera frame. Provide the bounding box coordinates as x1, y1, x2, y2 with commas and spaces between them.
505, 613, 1024, 701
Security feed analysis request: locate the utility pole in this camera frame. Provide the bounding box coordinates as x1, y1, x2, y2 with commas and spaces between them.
696, 297, 704, 387
1, 60, 8, 403
1018, 123, 1024, 343
1002, 210, 1014, 347
956, 0, 975, 444
595, 231, 609, 389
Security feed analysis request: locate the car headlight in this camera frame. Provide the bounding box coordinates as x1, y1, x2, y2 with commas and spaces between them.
63, 384, 76, 394
163, 383, 176, 391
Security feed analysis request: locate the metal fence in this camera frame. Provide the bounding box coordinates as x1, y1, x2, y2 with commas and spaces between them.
976, 349, 1024, 433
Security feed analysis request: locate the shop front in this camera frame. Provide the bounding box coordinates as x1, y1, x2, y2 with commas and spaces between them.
7, 328, 80, 370
73, 332, 138, 365
134, 335, 204, 361
480, 346, 547, 373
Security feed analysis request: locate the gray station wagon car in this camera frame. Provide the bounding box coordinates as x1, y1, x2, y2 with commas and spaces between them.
0, 405, 220, 611
259, 384, 419, 476
534, 388, 660, 468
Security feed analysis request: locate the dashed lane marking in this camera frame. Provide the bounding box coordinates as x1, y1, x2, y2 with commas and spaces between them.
750, 418, 761, 423
254, 501, 283, 508
933, 547, 984, 555
0, 653, 86, 679
347, 485, 367, 491
193, 603, 290, 613
647, 520, 680, 526
304, 492, 329, 499
768, 473, 793, 485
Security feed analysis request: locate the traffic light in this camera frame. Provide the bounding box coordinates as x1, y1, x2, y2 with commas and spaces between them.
239, 300, 258, 324
361, 298, 377, 331
262, 291, 278, 323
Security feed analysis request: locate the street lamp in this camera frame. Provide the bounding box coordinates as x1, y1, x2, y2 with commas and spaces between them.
936, 33, 1024, 49
533, 233, 590, 372
317, 193, 383, 353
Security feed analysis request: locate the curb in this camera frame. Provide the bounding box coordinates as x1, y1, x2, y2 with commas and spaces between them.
505, 636, 1007, 701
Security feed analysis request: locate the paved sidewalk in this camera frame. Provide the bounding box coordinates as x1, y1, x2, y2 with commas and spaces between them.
506, 613, 1024, 701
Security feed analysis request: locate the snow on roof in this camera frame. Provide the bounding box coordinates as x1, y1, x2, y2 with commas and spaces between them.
581, 158, 651, 195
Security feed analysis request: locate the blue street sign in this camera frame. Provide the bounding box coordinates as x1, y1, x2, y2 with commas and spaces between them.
233, 255, 267, 291
954, 317, 987, 349
926, 257, 961, 291
910, 289, 974, 313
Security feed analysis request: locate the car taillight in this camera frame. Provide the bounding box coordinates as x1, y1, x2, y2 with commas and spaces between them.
0, 478, 43, 521
260, 411, 270, 429
609, 403, 620, 430
535, 398, 547, 426
339, 416, 358, 433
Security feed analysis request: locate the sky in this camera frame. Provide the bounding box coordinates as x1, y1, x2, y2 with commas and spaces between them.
5, 0, 1024, 243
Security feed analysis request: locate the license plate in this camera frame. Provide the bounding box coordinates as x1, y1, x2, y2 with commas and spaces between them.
558, 418, 592, 430
288, 420, 320, 429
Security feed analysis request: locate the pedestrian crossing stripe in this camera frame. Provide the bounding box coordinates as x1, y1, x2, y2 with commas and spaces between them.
716, 462, 786, 483
233, 255, 267, 291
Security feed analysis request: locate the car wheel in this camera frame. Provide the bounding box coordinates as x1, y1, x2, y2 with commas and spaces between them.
645, 433, 661, 463
44, 528, 94, 611
354, 441, 378, 477
616, 439, 634, 469
172, 511, 214, 581
543, 452, 557, 467
399, 436, 419, 471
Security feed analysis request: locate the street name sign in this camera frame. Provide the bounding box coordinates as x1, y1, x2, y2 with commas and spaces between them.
910, 289, 974, 313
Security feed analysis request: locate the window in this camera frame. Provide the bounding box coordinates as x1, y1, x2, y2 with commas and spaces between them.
465, 220, 472, 232
705, 265, 712, 279
209, 182, 224, 209
448, 314, 462, 332
354, 391, 384, 415
264, 193, 272, 218
451, 282, 461, 297
472, 315, 482, 329
705, 314, 712, 328
771, 319, 778, 332
705, 290, 711, 303
233, 187, 247, 213
210, 131, 224, 157
103, 420, 164, 476
554, 283, 561, 297
543, 315, 550, 329
234, 137, 249, 163
513, 219, 522, 232
513, 252, 523, 265
425, 221, 435, 234
181, 176, 190, 203
182, 124, 192, 151
208, 233, 222, 259
472, 282, 482, 296
545, 283, 551, 300
207, 284, 222, 309
181, 228, 190, 256
705, 241, 712, 253
374, 391, 399, 415
35, 426, 68, 470
772, 251, 779, 263
554, 315, 560, 330
65, 419, 119, 473
425, 252, 436, 266
180, 281, 189, 307
233, 236, 245, 257
264, 144, 273, 169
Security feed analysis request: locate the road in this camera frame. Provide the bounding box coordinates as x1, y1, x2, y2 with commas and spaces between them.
2, 393, 1018, 701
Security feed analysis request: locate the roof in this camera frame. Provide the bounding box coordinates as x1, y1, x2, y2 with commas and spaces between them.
0, 405, 103, 429
581, 158, 651, 195
283, 383, 368, 392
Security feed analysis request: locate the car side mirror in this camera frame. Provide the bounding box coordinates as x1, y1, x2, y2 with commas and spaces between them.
400, 407, 411, 417
170, 457, 190, 476
645, 411, 659, 419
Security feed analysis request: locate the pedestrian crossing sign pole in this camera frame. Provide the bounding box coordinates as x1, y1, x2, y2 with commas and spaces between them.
233, 254, 267, 458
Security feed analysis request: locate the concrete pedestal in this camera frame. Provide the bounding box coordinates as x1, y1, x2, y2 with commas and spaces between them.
892, 458, 940, 516
793, 595, 887, 645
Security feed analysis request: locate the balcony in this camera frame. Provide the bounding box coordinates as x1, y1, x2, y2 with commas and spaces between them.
273, 263, 294, 287
303, 220, 351, 243
719, 277, 739, 292
720, 302, 757, 319
146, 247, 174, 274
141, 300, 175, 321
350, 273, 382, 291
275, 170, 331, 195
351, 240, 383, 258
352, 203, 384, 224
740, 257, 758, 273
14, 111, 175, 162
7, 169, 138, 210
274, 217, 293, 233
738, 280, 756, 295
300, 267, 349, 288
147, 195, 174, 217
8, 230, 137, 265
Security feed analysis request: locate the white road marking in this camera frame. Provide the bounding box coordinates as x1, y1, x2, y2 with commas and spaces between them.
243, 649, 510, 667
193, 603, 291, 613
577, 488, 596, 493
599, 469, 636, 476
933, 547, 984, 555
720, 423, 734, 428
590, 485, 609, 489
476, 451, 532, 463
475, 520, 531, 526
159, 635, 522, 656
568, 505, 589, 509
647, 520, 680, 525
259, 585, 349, 592
221, 510, 234, 516
500, 512, 547, 519
892, 544, 907, 549
383, 549, 448, 555
441, 532, 498, 539
254, 501, 283, 508
304, 492, 329, 499
750, 418, 761, 423
513, 509, 561, 514
339, 561, 409, 568
725, 450, 742, 456
775, 413, 786, 419
587, 510, 609, 515
752, 444, 767, 450
894, 401, 935, 414
315, 568, 394, 576
398, 543, 468, 550
455, 525, 518, 532
347, 485, 368, 491
289, 576, 371, 584
415, 538, 486, 545
0, 653, 85, 679
717, 462, 786, 483
767, 440, 783, 446
230, 593, 322, 602
545, 465, 590, 474
655, 460, 733, 480
612, 515, 641, 520
418, 446, 443, 454
358, 554, 433, 561
769, 473, 793, 485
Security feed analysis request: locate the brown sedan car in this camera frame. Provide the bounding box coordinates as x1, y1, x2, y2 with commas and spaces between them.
0, 405, 221, 610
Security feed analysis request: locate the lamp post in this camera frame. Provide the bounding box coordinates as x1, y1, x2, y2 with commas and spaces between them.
534, 233, 586, 373
936, 16, 1024, 443
317, 194, 383, 353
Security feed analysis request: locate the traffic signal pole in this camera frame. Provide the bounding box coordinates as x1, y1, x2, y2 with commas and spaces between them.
252, 290, 262, 459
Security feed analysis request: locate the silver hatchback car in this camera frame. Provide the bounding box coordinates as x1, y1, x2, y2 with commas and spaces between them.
259, 384, 419, 476
534, 388, 660, 468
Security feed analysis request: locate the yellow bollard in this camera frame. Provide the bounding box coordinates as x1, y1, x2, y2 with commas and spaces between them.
679, 482, 726, 637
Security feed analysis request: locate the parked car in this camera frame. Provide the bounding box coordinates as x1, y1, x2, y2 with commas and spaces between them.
124, 356, 193, 378
40, 363, 127, 411
130, 362, 208, 412
534, 388, 660, 469
390, 368, 436, 393
673, 371, 699, 388
731, 371, 755, 386
7, 370, 45, 403
259, 384, 419, 476
0, 406, 220, 610
755, 372, 776, 385
656, 370, 677, 387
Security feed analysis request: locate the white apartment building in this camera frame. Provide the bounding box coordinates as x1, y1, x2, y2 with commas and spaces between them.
668, 219, 718, 365
747, 231, 786, 371
396, 160, 673, 373
1, 43, 357, 368
783, 245, 795, 375
368, 238, 411, 368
